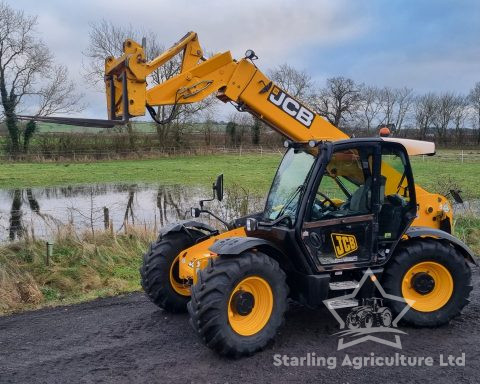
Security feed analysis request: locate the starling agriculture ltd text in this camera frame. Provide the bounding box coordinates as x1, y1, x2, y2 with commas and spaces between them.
273, 352, 466, 369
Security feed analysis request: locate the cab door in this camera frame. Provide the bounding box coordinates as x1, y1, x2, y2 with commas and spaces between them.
300, 144, 380, 267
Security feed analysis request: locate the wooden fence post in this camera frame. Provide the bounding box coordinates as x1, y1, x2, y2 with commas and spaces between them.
103, 207, 110, 230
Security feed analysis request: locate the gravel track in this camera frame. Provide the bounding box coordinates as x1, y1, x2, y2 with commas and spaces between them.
1, 268, 478, 384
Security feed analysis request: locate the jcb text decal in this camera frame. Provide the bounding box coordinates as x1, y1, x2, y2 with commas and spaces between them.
268, 86, 314, 128
331, 233, 358, 258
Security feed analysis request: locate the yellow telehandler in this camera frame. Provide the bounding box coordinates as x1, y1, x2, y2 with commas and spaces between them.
24, 32, 476, 357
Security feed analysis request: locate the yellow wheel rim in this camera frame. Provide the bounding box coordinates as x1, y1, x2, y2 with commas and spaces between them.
228, 276, 274, 336
402, 261, 453, 312
169, 255, 190, 296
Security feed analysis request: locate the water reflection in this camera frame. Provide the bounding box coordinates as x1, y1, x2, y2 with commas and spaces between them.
0, 184, 265, 242
3, 184, 474, 243
9, 189, 24, 240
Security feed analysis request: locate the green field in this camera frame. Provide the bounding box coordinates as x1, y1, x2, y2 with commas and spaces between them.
0, 154, 282, 192
1, 153, 479, 199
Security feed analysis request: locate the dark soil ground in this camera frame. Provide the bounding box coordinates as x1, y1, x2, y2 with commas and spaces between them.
1, 267, 478, 384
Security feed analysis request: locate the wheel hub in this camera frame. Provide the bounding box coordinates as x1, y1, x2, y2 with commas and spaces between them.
411, 272, 435, 295
231, 290, 255, 316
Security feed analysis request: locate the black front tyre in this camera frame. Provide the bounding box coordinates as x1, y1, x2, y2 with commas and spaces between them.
360, 312, 374, 328
140, 230, 205, 313
188, 251, 288, 357
346, 312, 360, 330
383, 239, 472, 327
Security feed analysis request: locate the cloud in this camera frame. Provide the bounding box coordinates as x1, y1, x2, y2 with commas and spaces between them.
347, 47, 480, 93
6, 0, 480, 120
78, 0, 369, 59
10, 0, 371, 118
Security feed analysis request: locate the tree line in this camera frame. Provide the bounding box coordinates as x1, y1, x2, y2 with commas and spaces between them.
268, 64, 480, 144
1, 2, 479, 158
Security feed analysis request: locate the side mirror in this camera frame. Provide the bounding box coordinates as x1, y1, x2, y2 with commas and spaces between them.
213, 174, 223, 202
190, 207, 201, 218
246, 218, 258, 232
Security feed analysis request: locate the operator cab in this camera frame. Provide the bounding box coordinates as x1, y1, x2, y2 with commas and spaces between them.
258, 139, 417, 271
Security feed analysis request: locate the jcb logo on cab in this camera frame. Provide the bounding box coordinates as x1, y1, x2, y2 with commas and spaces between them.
331, 233, 358, 258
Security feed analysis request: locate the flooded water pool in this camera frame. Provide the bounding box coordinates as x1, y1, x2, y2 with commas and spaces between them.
0, 184, 265, 242
0, 184, 476, 243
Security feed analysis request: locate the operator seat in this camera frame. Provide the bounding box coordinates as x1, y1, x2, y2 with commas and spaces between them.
379, 175, 386, 205
347, 175, 386, 215
348, 177, 372, 214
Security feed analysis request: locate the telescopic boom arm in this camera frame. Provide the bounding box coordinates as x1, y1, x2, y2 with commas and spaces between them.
104, 31, 347, 142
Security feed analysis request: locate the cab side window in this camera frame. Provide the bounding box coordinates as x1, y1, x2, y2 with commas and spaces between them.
381, 148, 410, 202
378, 147, 412, 240
308, 148, 374, 221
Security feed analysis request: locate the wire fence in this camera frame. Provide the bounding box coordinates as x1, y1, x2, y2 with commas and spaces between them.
0, 146, 286, 162
418, 150, 480, 162
0, 146, 479, 162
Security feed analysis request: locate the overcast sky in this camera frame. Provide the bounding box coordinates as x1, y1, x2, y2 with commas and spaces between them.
8, 0, 480, 120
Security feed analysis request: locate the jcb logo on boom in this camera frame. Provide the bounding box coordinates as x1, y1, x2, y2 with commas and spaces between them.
331, 233, 358, 258
268, 86, 314, 128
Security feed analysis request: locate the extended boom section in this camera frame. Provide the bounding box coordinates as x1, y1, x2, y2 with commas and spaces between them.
104, 32, 346, 141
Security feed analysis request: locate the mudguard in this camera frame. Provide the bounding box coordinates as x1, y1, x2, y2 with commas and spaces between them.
209, 236, 283, 256
405, 226, 477, 265
159, 220, 217, 238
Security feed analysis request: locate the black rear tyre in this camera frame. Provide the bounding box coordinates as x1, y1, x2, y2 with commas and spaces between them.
383, 239, 472, 327
188, 251, 288, 357
140, 230, 205, 313
378, 307, 393, 327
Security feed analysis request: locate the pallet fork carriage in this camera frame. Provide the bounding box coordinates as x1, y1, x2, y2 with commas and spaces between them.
23, 32, 476, 357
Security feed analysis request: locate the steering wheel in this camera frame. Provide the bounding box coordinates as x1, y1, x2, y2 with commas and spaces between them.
316, 192, 339, 210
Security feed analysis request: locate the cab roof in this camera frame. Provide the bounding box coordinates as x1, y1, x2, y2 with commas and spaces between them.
330, 137, 435, 156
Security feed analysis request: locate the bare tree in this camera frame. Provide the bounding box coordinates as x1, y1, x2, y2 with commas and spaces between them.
84, 20, 216, 147
376, 87, 413, 132
83, 21, 138, 86
378, 87, 397, 126
358, 85, 382, 133
315, 77, 362, 128
36, 65, 80, 117
394, 87, 414, 131
414, 93, 437, 139
432, 92, 459, 143
468, 82, 480, 144
84, 21, 154, 149
267, 63, 314, 103
452, 95, 468, 144
0, 2, 83, 154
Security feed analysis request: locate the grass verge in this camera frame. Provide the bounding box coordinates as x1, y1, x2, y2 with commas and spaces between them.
0, 226, 155, 315
454, 214, 480, 255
